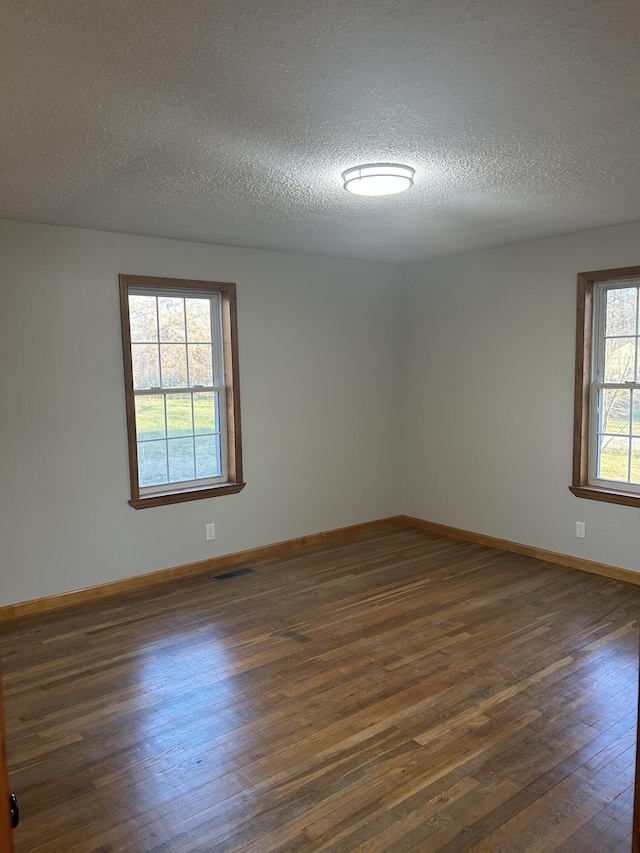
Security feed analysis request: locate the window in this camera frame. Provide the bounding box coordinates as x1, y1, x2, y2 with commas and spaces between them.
119, 274, 244, 509
571, 265, 640, 507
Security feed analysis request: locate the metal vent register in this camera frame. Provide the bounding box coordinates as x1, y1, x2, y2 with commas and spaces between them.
210, 567, 255, 581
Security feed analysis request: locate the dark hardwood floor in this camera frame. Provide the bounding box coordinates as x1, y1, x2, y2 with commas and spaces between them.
1, 527, 638, 852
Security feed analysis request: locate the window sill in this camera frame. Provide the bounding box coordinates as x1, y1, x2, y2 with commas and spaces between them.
569, 484, 640, 508
129, 482, 246, 509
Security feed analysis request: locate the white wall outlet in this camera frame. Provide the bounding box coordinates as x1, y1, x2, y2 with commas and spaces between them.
576, 521, 586, 539
205, 523, 216, 541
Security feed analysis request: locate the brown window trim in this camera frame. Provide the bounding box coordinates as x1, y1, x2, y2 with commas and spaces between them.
571, 265, 640, 507
120, 274, 245, 509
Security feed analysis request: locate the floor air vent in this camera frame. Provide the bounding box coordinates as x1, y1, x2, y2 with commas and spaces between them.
210, 567, 255, 581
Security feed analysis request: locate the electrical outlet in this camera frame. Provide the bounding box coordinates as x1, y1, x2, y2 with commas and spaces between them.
205, 523, 216, 541
576, 521, 586, 539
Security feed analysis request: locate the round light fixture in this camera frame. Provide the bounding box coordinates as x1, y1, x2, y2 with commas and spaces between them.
342, 163, 415, 197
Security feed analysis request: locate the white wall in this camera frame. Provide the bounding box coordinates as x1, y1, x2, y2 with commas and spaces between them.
0, 220, 402, 607
401, 221, 640, 573
4, 217, 640, 608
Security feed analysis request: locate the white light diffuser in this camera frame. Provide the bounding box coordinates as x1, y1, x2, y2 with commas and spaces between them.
342, 163, 415, 197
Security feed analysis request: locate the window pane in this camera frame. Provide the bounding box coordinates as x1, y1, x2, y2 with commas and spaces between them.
632, 438, 640, 484
166, 393, 193, 438
188, 344, 214, 386
138, 440, 168, 487
600, 388, 630, 435
129, 295, 158, 342
158, 297, 186, 342
605, 287, 637, 337
598, 435, 630, 482
193, 392, 217, 434
604, 337, 636, 383
186, 298, 212, 342
132, 344, 160, 389
633, 391, 640, 436
195, 434, 221, 478
160, 344, 188, 387
135, 394, 166, 440
168, 437, 195, 482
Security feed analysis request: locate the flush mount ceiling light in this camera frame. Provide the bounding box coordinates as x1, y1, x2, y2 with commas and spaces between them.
342, 163, 415, 197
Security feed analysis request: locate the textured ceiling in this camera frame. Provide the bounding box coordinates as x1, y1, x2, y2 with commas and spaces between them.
1, 0, 639, 263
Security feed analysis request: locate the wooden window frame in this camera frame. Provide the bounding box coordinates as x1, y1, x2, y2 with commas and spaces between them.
570, 265, 640, 507
120, 274, 245, 509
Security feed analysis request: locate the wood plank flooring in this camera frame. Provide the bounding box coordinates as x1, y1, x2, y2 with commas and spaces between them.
1, 527, 638, 852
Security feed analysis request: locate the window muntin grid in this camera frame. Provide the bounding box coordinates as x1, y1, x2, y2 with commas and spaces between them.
128, 290, 227, 492
591, 281, 640, 491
